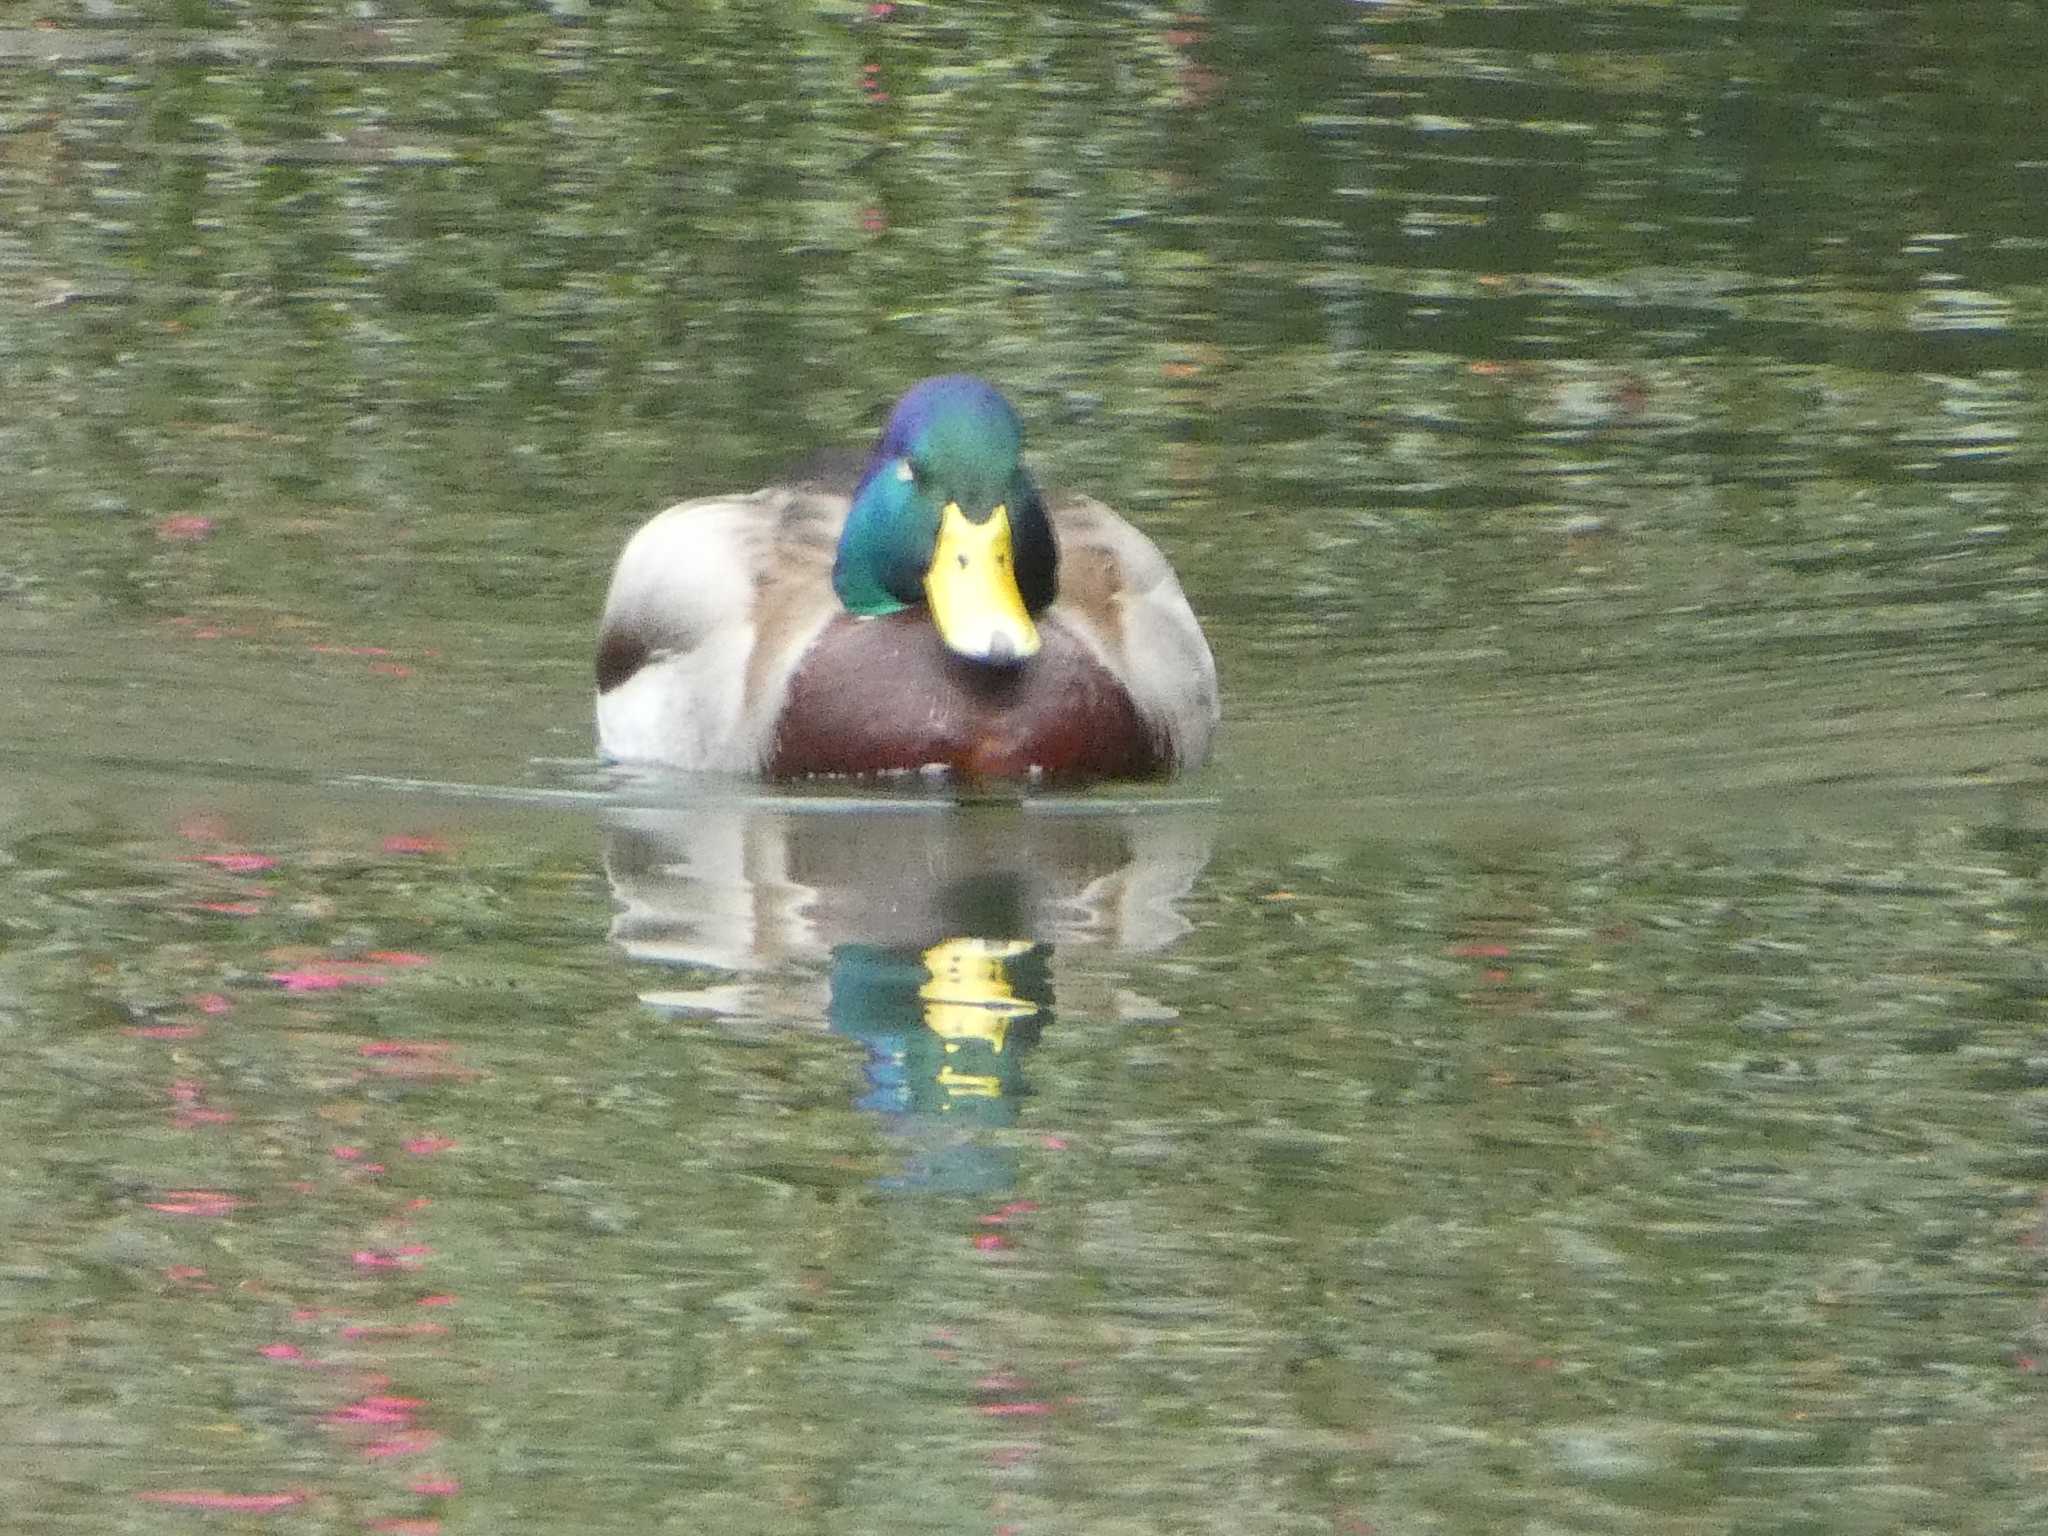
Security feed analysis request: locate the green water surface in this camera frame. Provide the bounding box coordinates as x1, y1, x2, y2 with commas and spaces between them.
2, 3, 2045, 1533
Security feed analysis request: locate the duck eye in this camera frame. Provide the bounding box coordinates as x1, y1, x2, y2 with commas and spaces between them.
896, 460, 917, 485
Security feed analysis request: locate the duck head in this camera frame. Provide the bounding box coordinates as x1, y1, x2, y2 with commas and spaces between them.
832, 376, 1058, 665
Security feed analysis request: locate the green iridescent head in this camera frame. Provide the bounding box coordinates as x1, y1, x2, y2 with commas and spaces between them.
831, 376, 1058, 665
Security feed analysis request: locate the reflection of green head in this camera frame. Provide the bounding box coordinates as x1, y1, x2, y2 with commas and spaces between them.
832, 376, 1058, 664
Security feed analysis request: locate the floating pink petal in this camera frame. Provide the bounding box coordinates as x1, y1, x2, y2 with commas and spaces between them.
192, 992, 235, 1014
977, 1402, 1052, 1417
365, 949, 432, 966
978, 1201, 1040, 1225
167, 1081, 232, 1124
148, 1191, 240, 1217
971, 1233, 1007, 1252
332, 1145, 363, 1161
381, 835, 450, 855
417, 1294, 458, 1307
165, 1265, 210, 1283
127, 1023, 204, 1040
154, 515, 217, 541
261, 1343, 305, 1362
327, 1395, 423, 1426
352, 1245, 431, 1270
410, 1479, 461, 1496
364, 1054, 479, 1082
404, 1135, 456, 1156
273, 968, 386, 992
137, 1490, 306, 1512
364, 1430, 442, 1459
1040, 1136, 1069, 1151
192, 852, 278, 873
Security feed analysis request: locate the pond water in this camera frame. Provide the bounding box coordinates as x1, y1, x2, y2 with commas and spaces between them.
3, 3, 2046, 1533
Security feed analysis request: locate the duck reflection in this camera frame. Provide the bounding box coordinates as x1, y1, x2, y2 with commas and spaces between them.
828, 938, 1048, 1118
604, 798, 1212, 1131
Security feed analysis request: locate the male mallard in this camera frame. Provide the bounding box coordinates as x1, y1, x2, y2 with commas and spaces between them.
595, 375, 1218, 782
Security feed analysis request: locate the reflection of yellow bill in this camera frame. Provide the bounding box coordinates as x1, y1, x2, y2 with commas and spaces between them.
924, 502, 1040, 663
920, 937, 1038, 1054
936, 1065, 1003, 1099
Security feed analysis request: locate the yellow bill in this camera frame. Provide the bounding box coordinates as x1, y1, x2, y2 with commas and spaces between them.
924, 502, 1041, 664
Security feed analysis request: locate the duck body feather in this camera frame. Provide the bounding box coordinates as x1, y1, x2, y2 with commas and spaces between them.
596, 485, 1216, 782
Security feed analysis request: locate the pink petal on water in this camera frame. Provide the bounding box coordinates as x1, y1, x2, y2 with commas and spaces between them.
137, 1490, 306, 1512
260, 1343, 305, 1362
273, 968, 387, 992
327, 1395, 423, 1426
364, 1430, 442, 1459
971, 1233, 1007, 1252
192, 852, 278, 873
154, 515, 217, 541
166, 1080, 232, 1125
410, 1479, 461, 1496
127, 1023, 204, 1040
978, 1201, 1040, 1225
192, 993, 235, 1014
417, 1294, 458, 1307
977, 1401, 1052, 1417
381, 835, 450, 855
404, 1135, 456, 1156
352, 1245, 431, 1270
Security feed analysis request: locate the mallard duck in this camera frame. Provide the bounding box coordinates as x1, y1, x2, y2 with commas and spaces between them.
595, 376, 1218, 782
